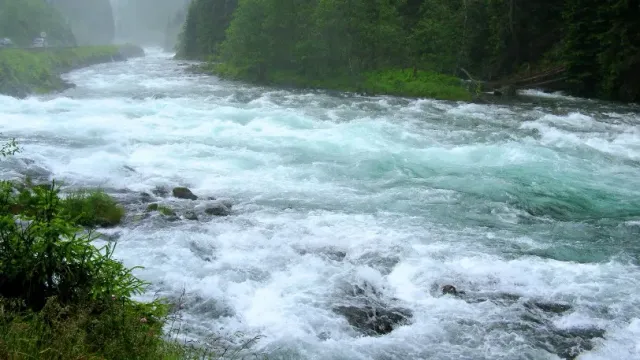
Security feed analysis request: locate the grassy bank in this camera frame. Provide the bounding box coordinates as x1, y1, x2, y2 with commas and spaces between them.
206, 63, 472, 101
0, 46, 140, 98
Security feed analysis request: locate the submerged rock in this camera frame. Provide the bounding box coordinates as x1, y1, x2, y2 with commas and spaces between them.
333, 282, 412, 336
152, 186, 169, 197
173, 187, 198, 200
205, 204, 229, 216
204, 201, 232, 216
139, 192, 153, 203
525, 301, 573, 314
184, 210, 199, 221
440, 284, 601, 359
334, 305, 412, 336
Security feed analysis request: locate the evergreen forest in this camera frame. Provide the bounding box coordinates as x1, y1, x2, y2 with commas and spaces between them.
177, 0, 640, 102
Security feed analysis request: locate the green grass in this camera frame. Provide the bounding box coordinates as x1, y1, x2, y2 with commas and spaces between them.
0, 46, 121, 96
0, 297, 237, 360
60, 189, 125, 228
209, 63, 472, 101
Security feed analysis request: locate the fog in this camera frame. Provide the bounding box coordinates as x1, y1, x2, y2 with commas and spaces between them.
110, 0, 190, 49
49, 0, 189, 48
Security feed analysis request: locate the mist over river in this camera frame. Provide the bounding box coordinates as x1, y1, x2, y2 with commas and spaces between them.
1, 49, 640, 360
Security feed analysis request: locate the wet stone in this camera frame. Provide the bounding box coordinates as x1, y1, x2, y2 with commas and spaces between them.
334, 305, 412, 336
333, 282, 412, 336
184, 210, 199, 221
173, 187, 198, 200
205, 203, 231, 216
152, 186, 168, 197
526, 301, 573, 314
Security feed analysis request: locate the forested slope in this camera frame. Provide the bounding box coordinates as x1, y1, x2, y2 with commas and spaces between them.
177, 0, 640, 102
0, 0, 76, 46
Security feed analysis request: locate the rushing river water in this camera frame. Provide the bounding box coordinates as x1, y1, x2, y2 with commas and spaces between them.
1, 49, 640, 360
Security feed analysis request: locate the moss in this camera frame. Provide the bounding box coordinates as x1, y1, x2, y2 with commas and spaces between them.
210, 63, 472, 101
146, 203, 176, 217
60, 189, 125, 228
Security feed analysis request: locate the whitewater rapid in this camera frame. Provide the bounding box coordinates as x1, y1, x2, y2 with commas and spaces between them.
1, 49, 640, 360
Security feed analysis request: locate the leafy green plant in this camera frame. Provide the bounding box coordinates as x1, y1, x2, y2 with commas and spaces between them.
0, 137, 20, 157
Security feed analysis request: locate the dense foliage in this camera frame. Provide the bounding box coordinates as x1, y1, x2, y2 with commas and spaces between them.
178, 0, 640, 102
176, 0, 237, 59
0, 0, 76, 46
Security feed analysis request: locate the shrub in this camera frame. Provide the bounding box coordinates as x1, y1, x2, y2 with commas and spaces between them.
0, 181, 140, 310
0, 180, 175, 359
60, 188, 125, 228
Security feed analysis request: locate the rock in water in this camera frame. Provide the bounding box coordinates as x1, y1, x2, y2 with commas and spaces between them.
184, 211, 199, 221
204, 203, 231, 216
333, 282, 412, 336
152, 186, 169, 197
334, 305, 412, 336
172, 187, 198, 200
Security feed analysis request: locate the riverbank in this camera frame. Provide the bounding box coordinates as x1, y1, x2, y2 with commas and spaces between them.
0, 45, 145, 98
199, 62, 473, 101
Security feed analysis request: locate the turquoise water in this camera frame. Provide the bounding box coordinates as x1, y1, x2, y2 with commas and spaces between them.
1, 49, 639, 359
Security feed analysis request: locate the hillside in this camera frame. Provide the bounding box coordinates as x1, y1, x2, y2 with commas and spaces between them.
0, 0, 76, 46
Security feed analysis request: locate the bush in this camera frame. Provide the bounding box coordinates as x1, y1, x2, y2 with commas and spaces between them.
60, 188, 125, 228
0, 181, 139, 311
0, 180, 204, 360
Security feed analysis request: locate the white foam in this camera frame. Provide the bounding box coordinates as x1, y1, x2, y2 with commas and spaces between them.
519, 89, 588, 101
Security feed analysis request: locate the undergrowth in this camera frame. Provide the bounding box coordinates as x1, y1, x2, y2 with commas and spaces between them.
208, 62, 472, 101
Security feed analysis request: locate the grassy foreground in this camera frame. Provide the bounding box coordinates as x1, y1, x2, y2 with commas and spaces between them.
0, 140, 251, 360
206, 63, 472, 101
0, 46, 129, 97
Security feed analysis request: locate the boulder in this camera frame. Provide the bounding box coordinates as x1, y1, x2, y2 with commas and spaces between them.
172, 187, 198, 200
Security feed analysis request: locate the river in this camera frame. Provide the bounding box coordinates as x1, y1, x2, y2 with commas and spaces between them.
1, 49, 640, 360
